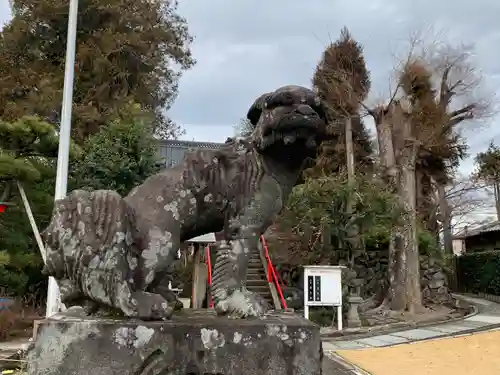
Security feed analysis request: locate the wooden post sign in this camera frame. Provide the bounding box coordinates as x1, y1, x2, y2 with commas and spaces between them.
303, 265, 345, 331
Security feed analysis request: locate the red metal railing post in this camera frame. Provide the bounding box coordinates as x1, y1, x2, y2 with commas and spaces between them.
206, 245, 214, 308
260, 235, 287, 310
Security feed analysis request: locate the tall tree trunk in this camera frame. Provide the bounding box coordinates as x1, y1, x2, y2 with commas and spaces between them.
494, 182, 500, 221
398, 99, 422, 313
374, 106, 406, 310
346, 116, 355, 185
345, 116, 363, 293
345, 115, 355, 250
400, 144, 422, 313
437, 182, 453, 255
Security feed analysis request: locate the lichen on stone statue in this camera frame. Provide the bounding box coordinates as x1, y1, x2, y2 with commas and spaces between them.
42, 85, 328, 320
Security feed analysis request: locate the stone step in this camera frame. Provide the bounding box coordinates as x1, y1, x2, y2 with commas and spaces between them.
247, 262, 264, 268
247, 267, 266, 274
246, 279, 269, 287
248, 267, 265, 274
247, 275, 267, 283
248, 285, 272, 295
248, 266, 265, 273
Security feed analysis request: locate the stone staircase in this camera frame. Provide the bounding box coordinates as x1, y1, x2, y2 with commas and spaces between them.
246, 248, 276, 308
206, 240, 283, 310
247, 242, 283, 310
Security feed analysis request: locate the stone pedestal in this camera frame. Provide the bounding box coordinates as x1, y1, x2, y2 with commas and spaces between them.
347, 295, 363, 328
27, 310, 321, 375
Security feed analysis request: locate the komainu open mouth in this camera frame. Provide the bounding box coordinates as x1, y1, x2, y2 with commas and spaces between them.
247, 85, 328, 151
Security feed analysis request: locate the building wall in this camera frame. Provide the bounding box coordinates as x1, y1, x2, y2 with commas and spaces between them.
158, 140, 225, 168
452, 239, 465, 256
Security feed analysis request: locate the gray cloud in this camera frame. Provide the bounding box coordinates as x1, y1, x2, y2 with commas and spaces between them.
0, 0, 10, 26
173, 0, 500, 172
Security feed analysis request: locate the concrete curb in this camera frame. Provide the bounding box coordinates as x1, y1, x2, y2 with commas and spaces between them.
325, 352, 371, 375
387, 323, 500, 347
322, 299, 478, 342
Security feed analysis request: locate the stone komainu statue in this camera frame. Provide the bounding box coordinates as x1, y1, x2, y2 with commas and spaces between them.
42, 85, 328, 320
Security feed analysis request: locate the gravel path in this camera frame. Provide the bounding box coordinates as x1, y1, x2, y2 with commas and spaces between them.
336, 328, 500, 375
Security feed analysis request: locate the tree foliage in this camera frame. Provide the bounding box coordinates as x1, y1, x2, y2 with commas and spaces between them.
0, 108, 162, 298
457, 251, 500, 296
272, 173, 401, 264
0, 116, 79, 300
395, 40, 489, 242
474, 142, 500, 185
473, 142, 500, 220
0, 0, 194, 142
73, 104, 163, 196
311, 27, 373, 174
0, 116, 80, 199
233, 117, 254, 138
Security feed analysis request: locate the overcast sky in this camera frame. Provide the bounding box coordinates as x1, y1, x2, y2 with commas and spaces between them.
169, 0, 500, 176
1, 0, 500, 177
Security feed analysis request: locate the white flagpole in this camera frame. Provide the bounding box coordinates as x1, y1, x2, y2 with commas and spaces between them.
46, 0, 79, 318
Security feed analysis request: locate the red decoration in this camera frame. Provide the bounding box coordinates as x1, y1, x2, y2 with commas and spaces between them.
0, 202, 11, 213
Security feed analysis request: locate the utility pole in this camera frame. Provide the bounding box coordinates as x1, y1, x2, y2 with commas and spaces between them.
46, 0, 79, 318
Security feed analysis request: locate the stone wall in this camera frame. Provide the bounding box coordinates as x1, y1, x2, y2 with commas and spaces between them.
420, 255, 451, 304
293, 248, 452, 305
347, 250, 451, 304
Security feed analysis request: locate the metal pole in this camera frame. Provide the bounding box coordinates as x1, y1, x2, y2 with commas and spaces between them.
46, 0, 79, 318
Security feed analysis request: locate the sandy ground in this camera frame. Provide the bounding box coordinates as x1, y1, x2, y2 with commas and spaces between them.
336, 329, 500, 375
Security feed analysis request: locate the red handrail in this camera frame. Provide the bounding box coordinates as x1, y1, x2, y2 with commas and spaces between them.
206, 245, 214, 308
260, 235, 287, 310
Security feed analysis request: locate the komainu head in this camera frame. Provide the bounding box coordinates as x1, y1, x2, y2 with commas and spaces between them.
246, 85, 328, 166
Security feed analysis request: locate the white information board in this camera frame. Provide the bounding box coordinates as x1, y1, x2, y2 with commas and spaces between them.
303, 265, 344, 331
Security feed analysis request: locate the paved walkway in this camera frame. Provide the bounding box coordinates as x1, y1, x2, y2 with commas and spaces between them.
323, 294, 500, 374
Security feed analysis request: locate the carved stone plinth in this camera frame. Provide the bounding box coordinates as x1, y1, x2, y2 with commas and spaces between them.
27, 310, 321, 375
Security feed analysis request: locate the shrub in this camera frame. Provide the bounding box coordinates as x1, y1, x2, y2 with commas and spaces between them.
72, 104, 162, 197
457, 250, 500, 295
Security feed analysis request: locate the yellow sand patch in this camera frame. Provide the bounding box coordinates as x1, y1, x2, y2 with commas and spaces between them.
336, 330, 500, 375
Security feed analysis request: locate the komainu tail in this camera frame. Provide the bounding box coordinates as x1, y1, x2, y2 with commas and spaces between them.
42, 189, 134, 281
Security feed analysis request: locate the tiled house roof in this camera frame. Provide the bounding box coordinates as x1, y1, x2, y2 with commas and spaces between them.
454, 221, 500, 239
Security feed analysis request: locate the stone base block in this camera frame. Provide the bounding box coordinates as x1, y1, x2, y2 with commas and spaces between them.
27, 310, 321, 375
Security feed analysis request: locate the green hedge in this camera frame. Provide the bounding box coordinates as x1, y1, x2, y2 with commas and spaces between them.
457, 250, 500, 295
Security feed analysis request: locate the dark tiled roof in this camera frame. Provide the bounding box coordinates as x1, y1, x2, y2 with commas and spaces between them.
159, 139, 225, 149
454, 221, 500, 239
